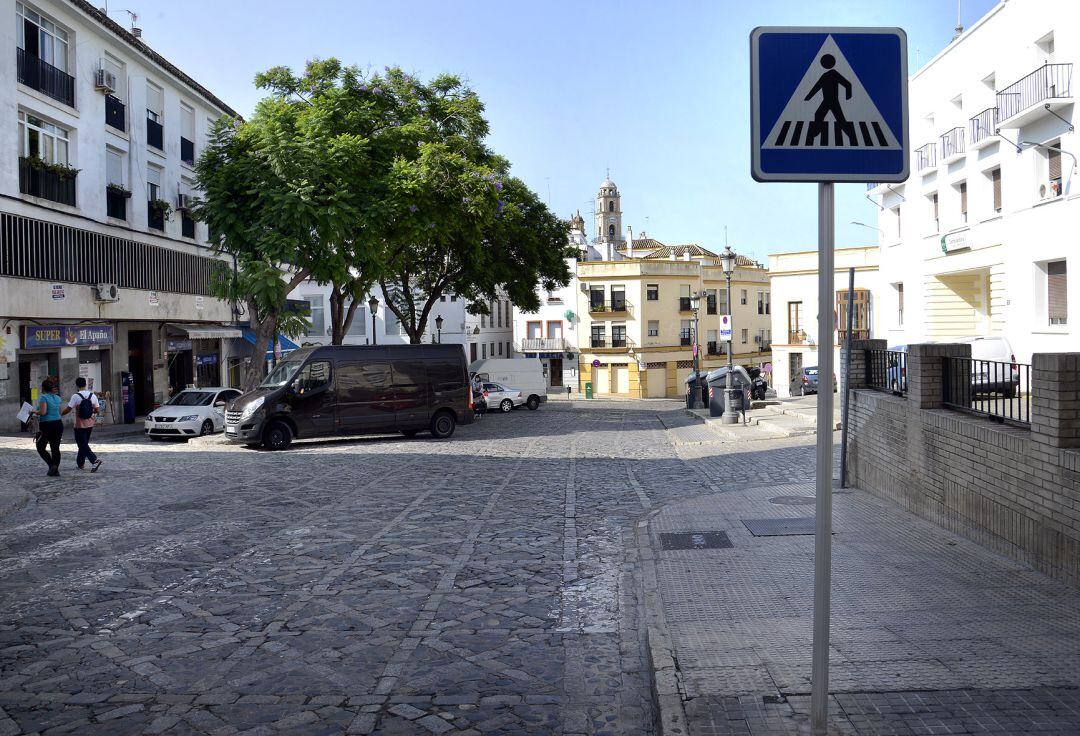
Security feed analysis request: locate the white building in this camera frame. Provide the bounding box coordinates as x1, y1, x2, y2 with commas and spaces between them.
768, 245, 882, 398
872, 0, 1077, 364
0, 0, 242, 428
511, 211, 584, 391
289, 281, 514, 363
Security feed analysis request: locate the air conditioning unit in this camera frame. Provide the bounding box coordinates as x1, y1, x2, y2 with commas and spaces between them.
580, 283, 589, 293
94, 68, 117, 93
94, 283, 119, 302
176, 193, 191, 211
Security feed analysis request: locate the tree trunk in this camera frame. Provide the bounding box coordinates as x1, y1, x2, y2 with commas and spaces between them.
243, 305, 277, 392
329, 287, 345, 345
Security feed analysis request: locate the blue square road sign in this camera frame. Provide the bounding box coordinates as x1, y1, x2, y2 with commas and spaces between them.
750, 27, 909, 183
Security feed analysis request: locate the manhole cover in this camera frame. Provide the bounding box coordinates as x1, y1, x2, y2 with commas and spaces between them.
769, 496, 816, 506
741, 518, 819, 536
158, 500, 207, 512
660, 531, 733, 551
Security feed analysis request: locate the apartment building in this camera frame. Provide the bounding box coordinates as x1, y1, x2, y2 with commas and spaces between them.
873, 0, 1077, 363
0, 0, 242, 428
768, 245, 882, 398
289, 280, 514, 363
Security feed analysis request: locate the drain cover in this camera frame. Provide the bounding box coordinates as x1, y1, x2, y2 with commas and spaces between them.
660, 531, 733, 551
741, 518, 818, 536
769, 496, 816, 506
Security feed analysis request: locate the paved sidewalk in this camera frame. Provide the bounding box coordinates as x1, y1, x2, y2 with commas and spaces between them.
643, 482, 1080, 735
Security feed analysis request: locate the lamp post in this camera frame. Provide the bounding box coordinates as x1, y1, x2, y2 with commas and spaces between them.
435, 315, 443, 344
720, 245, 739, 424
689, 291, 702, 409
368, 296, 379, 345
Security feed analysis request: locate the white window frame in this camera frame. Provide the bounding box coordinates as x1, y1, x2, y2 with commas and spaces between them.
19, 111, 69, 164
17, 2, 69, 72
304, 295, 325, 337
146, 81, 164, 122
146, 164, 162, 201
106, 147, 124, 187
648, 320, 659, 337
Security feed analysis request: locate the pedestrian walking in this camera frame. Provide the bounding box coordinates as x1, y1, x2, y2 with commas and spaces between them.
471, 375, 486, 420
68, 377, 102, 473
34, 378, 64, 477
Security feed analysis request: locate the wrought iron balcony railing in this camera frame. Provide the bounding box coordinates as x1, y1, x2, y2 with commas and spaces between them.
18, 157, 76, 206
939, 127, 965, 161
915, 143, 937, 171
996, 63, 1073, 122
16, 48, 75, 107
106, 95, 126, 132
968, 107, 998, 147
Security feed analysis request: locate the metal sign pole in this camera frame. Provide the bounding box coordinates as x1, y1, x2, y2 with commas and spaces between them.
811, 182, 835, 734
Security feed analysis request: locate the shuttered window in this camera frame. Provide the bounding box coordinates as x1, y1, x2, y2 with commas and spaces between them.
1049, 145, 1062, 196
1048, 261, 1067, 325
959, 182, 967, 222
991, 168, 1001, 212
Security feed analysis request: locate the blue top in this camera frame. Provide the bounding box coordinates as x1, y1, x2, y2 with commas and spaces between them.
39, 393, 63, 421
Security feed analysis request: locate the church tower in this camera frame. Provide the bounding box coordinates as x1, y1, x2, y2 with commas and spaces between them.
595, 176, 623, 243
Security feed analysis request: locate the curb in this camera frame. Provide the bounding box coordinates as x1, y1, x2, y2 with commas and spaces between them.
635, 515, 689, 736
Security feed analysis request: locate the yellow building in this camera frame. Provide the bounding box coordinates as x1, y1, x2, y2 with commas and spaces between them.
576, 242, 771, 399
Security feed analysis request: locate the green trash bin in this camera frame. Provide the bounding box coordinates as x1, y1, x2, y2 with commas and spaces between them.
585, 381, 593, 399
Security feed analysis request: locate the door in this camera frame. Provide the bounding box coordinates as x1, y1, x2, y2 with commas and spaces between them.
127, 330, 154, 415
549, 358, 563, 387
285, 360, 335, 436
647, 367, 666, 398
392, 356, 429, 428
336, 360, 395, 434
611, 365, 626, 394
594, 366, 610, 394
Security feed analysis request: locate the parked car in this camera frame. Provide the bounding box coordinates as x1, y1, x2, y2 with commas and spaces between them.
791, 367, 820, 396
955, 336, 1020, 397
886, 345, 908, 392
482, 382, 526, 412
469, 358, 545, 410
225, 344, 474, 450
145, 387, 242, 440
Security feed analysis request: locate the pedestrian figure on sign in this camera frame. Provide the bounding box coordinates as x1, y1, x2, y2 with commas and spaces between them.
804, 54, 856, 145
68, 377, 103, 473
33, 379, 65, 477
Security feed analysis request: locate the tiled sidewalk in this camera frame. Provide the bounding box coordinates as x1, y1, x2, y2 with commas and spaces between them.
646, 482, 1080, 735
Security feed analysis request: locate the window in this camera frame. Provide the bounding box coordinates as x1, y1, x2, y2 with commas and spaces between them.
757, 290, 765, 314
17, 112, 74, 206
337, 361, 389, 402
180, 103, 196, 166
680, 319, 692, 346
489, 342, 495, 357
707, 330, 718, 354
506, 341, 512, 357
741, 328, 748, 344
591, 325, 605, 348
608, 224, 615, 239
19, 112, 69, 164
928, 192, 939, 231
788, 301, 804, 343
895, 282, 904, 326
146, 82, 164, 150
958, 181, 967, 223
706, 289, 717, 314
106, 148, 126, 219
147, 165, 164, 230
481, 310, 486, 328
450, 294, 457, 302
1048, 142, 1063, 198
611, 324, 627, 348
719, 290, 729, 314
385, 308, 402, 335
1048, 261, 1067, 325
891, 206, 901, 238
481, 343, 487, 359
990, 168, 1002, 213
547, 321, 563, 339
836, 289, 871, 340
17, 3, 69, 72
106, 147, 123, 183
439, 294, 446, 302
608, 201, 614, 212
611, 287, 626, 310
740, 289, 748, 306
304, 295, 325, 336
679, 284, 692, 311
498, 342, 503, 356
527, 321, 542, 339
103, 55, 126, 131
647, 320, 659, 337
765, 291, 770, 315
295, 361, 332, 395
647, 284, 659, 301
344, 303, 366, 336
146, 165, 161, 201
590, 286, 605, 311
505, 300, 511, 326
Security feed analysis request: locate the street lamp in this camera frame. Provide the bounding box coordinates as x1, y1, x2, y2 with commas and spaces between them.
368, 296, 379, 345
435, 315, 443, 344
720, 245, 739, 425
689, 291, 703, 410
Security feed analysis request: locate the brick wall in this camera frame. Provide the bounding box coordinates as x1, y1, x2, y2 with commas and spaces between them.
843, 343, 1080, 586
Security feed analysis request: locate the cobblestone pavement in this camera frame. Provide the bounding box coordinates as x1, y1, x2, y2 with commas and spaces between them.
0, 401, 817, 735
650, 483, 1080, 735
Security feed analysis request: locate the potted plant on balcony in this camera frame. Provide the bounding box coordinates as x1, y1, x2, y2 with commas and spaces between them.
107, 183, 132, 198
25, 155, 81, 180
149, 198, 173, 219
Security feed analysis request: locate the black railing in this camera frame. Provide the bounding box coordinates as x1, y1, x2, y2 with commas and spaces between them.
147, 118, 164, 150
707, 341, 720, 355
867, 349, 907, 396
679, 297, 692, 311
679, 330, 692, 346
942, 357, 1030, 426
611, 338, 627, 348
940, 127, 965, 160
106, 95, 126, 131
182, 214, 196, 238
706, 296, 717, 315
589, 300, 629, 313
16, 48, 75, 107
18, 157, 76, 206
106, 188, 127, 219
147, 202, 165, 231
181, 137, 195, 166
968, 107, 997, 146
590, 337, 606, 348
997, 63, 1073, 121
915, 143, 937, 171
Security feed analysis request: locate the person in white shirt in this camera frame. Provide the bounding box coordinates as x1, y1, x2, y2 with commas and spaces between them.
67, 377, 102, 472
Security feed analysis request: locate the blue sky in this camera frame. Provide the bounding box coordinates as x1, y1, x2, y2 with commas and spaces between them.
132, 0, 997, 263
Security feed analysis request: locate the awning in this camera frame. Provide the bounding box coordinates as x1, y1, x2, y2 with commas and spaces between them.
241, 329, 300, 357
171, 324, 243, 340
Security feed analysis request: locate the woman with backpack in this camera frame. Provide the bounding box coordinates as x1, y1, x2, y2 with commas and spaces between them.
68, 377, 102, 473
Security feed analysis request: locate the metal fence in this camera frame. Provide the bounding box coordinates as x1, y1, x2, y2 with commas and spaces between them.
942, 357, 1031, 426
996, 63, 1073, 121
866, 349, 907, 395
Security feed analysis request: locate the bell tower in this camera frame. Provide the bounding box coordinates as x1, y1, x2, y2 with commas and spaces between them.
595, 174, 622, 243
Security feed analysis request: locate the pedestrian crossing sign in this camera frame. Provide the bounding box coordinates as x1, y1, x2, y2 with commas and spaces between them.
750, 27, 909, 183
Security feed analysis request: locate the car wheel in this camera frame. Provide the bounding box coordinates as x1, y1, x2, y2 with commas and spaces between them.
199, 419, 214, 437
262, 421, 293, 451
401, 429, 419, 439
430, 411, 456, 439
526, 395, 540, 410
500, 399, 513, 413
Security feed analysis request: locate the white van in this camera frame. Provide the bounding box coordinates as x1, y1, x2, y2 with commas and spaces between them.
469, 358, 546, 410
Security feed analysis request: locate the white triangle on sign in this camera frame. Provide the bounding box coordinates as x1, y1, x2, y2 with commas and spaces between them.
763, 35, 900, 150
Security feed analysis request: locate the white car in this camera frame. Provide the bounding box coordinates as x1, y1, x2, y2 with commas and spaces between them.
482, 382, 526, 412
145, 387, 242, 440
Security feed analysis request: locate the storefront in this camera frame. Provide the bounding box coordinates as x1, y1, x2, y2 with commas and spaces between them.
522, 350, 576, 388
18, 324, 115, 415
165, 324, 242, 393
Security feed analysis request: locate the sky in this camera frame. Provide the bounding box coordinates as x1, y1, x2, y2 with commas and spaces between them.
126, 0, 998, 264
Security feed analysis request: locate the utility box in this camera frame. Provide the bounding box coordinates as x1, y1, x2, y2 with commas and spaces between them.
585, 381, 593, 399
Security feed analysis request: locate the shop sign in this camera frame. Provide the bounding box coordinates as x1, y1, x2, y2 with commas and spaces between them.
24, 325, 114, 349
51, 284, 65, 300
149, 291, 160, 306
196, 353, 218, 366
195, 296, 205, 311
940, 230, 970, 253
166, 339, 193, 352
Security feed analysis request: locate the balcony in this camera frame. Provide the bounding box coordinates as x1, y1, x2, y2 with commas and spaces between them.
611, 337, 627, 348
147, 201, 165, 231
939, 127, 966, 164
789, 330, 807, 345
18, 157, 76, 206
589, 299, 630, 315
836, 328, 871, 342
106, 186, 129, 220
147, 118, 164, 150
182, 213, 196, 238
106, 95, 126, 132
996, 63, 1073, 128
590, 337, 606, 348
915, 143, 937, 174
520, 337, 568, 352
968, 107, 998, 150
707, 341, 721, 355
16, 48, 75, 107
680, 331, 692, 347
181, 137, 195, 166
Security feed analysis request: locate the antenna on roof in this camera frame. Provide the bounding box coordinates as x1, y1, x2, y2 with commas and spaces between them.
952, 0, 963, 40
117, 9, 141, 37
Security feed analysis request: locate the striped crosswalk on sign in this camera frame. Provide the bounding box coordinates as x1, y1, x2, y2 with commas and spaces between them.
763, 35, 900, 150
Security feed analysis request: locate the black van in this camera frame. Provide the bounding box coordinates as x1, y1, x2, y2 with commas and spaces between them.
224, 344, 474, 449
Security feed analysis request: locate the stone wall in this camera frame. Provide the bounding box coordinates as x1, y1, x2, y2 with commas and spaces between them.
843, 341, 1080, 586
